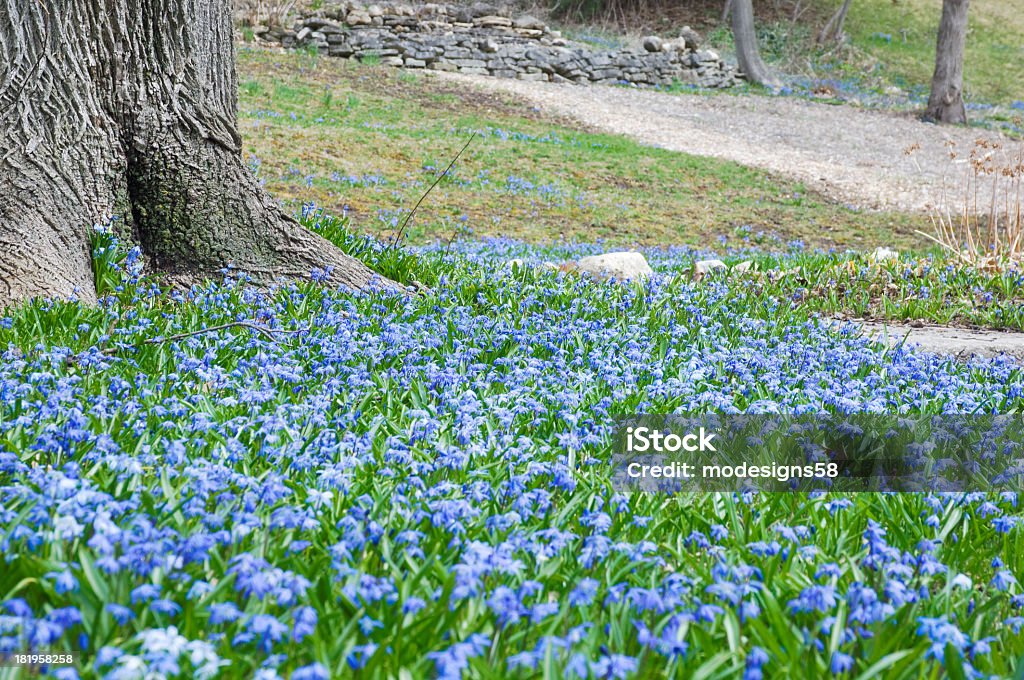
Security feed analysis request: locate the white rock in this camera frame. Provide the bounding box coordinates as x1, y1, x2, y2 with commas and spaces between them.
732, 260, 753, 273
504, 258, 525, 269
662, 37, 688, 52
346, 11, 372, 25
692, 259, 727, 280
869, 247, 900, 263
575, 252, 653, 282
476, 15, 512, 27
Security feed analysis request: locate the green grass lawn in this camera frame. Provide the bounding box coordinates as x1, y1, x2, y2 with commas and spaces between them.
236, 48, 928, 252
844, 0, 1024, 106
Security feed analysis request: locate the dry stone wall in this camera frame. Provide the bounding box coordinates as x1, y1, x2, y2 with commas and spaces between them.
248, 2, 743, 88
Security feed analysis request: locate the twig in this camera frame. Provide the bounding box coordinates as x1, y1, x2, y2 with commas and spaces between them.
65, 311, 356, 367
390, 133, 477, 248
87, 321, 302, 359
138, 321, 281, 345
914, 229, 957, 253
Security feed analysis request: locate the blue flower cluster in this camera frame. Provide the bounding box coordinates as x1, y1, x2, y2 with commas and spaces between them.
1, 239, 1023, 678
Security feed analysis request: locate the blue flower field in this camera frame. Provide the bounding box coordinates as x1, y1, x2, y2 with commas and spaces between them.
2, 221, 1024, 679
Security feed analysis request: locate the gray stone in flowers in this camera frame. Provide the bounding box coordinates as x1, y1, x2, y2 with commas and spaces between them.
576, 252, 654, 282
692, 259, 727, 280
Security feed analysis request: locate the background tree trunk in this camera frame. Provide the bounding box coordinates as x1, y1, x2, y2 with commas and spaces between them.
925, 0, 969, 124
816, 0, 854, 45
0, 0, 392, 308
730, 0, 782, 89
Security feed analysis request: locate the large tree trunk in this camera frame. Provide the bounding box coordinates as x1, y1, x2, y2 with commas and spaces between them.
730, 0, 781, 90
0, 0, 392, 308
925, 0, 969, 124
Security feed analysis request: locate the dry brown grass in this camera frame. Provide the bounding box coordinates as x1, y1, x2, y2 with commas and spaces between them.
235, 0, 298, 27
918, 140, 1024, 271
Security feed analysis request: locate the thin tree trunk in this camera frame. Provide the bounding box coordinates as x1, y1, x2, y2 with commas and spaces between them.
730, 0, 781, 89
817, 0, 854, 45
721, 0, 733, 24
0, 0, 393, 308
925, 0, 969, 124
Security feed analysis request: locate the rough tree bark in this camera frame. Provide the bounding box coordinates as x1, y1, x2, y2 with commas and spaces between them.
816, 0, 854, 45
925, 0, 969, 124
729, 0, 781, 89
0, 0, 392, 308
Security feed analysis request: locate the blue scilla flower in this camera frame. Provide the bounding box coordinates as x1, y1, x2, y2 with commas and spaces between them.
592, 653, 637, 680
831, 651, 854, 674
106, 604, 135, 625
46, 570, 78, 595
150, 599, 181, 618
292, 606, 317, 643
992, 570, 1017, 592
3, 600, 32, 618
292, 663, 329, 680
247, 614, 288, 653
569, 579, 600, 607
917, 616, 970, 659
789, 585, 837, 613
358, 616, 382, 636
487, 586, 526, 627
743, 647, 770, 680
208, 602, 242, 625
347, 644, 377, 670
130, 584, 161, 604
507, 650, 540, 671
427, 634, 490, 680
993, 516, 1018, 533
402, 597, 426, 615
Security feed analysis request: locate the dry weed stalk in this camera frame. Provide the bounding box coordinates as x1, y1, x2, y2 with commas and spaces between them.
237, 0, 297, 27
916, 139, 1024, 271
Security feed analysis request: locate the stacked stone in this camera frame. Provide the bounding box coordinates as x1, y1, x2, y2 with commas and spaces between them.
248, 1, 743, 89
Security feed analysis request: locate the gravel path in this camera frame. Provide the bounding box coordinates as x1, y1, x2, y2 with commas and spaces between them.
429, 71, 1015, 213
847, 321, 1024, 363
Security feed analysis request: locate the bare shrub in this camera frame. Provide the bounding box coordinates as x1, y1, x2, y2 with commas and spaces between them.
918, 140, 1024, 269
235, 0, 298, 27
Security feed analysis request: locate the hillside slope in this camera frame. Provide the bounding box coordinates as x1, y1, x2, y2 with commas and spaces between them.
844, 0, 1024, 104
